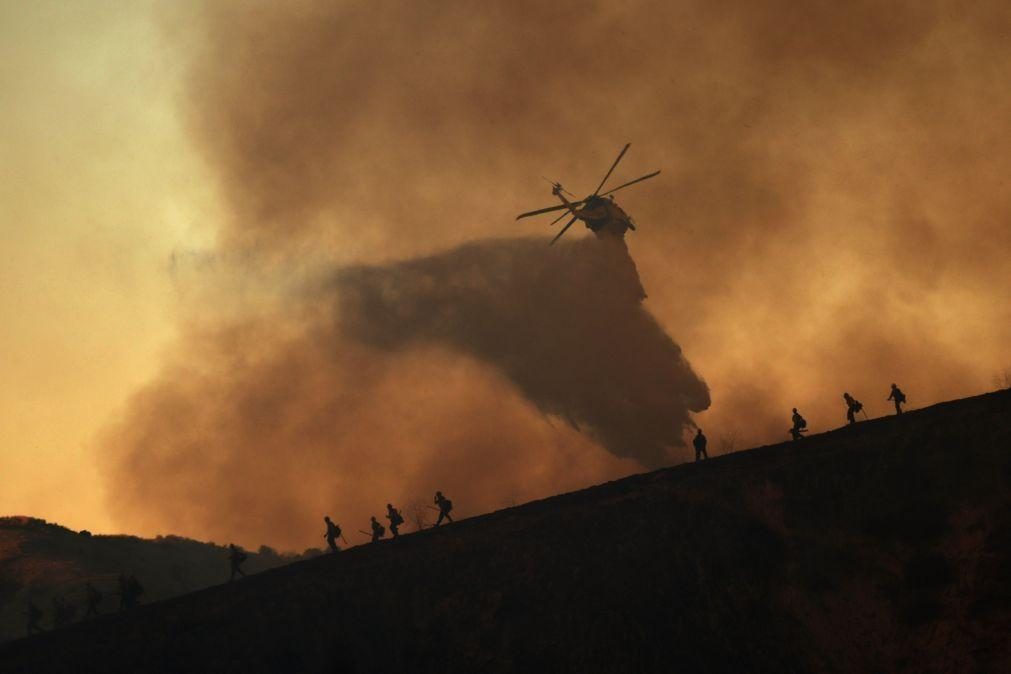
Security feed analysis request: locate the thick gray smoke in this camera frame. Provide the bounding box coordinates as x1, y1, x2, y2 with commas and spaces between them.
337, 237, 710, 466
102, 0, 1011, 550
101, 236, 706, 550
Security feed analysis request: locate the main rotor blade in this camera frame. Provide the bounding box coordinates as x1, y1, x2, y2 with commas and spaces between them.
550, 216, 578, 245
516, 200, 585, 220
593, 143, 630, 196
600, 170, 661, 197
516, 203, 571, 220
549, 209, 571, 225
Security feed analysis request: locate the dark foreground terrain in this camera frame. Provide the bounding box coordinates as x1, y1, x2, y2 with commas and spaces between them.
2, 390, 1009, 673
0, 518, 305, 643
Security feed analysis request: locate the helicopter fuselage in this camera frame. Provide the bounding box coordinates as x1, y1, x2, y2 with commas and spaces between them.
555, 192, 635, 240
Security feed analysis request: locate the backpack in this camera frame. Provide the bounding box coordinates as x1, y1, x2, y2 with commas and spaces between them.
795, 415, 807, 430
392, 510, 404, 526
895, 390, 906, 403
375, 524, 385, 536
852, 400, 863, 413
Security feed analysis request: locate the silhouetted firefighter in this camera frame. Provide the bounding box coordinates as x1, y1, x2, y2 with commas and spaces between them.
693, 428, 708, 461
84, 582, 102, 617
369, 516, 385, 543
228, 544, 247, 581
118, 574, 144, 610
433, 491, 454, 526
323, 516, 344, 552
25, 600, 43, 636
386, 503, 404, 539
843, 392, 864, 425
117, 575, 129, 610
52, 595, 74, 629
888, 383, 906, 415
790, 408, 808, 440
228, 541, 247, 582
130, 576, 145, 606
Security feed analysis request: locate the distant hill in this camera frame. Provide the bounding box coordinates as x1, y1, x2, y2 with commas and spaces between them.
1, 390, 1009, 673
0, 518, 312, 643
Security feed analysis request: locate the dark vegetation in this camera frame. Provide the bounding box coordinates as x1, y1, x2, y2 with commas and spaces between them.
2, 390, 1009, 673
0, 518, 309, 642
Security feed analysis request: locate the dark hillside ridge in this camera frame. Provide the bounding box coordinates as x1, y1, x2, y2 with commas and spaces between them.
0, 519, 307, 643
2, 390, 1009, 673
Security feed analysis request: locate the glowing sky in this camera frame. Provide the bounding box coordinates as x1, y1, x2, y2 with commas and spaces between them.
0, 1, 214, 530
2, 1, 1009, 546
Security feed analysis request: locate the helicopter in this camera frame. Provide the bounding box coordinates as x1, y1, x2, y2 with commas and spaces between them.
516, 143, 660, 245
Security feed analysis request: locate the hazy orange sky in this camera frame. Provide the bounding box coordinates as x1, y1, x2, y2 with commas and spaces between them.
2, 1, 1009, 549
1, 1, 216, 530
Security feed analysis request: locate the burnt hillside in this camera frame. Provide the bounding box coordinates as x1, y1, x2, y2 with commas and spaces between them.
2, 390, 1009, 673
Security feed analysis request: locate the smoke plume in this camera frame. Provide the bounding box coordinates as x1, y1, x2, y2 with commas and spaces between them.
337, 237, 710, 465
101, 237, 699, 549
100, 0, 1011, 548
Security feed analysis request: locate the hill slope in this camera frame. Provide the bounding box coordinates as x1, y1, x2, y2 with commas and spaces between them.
0, 519, 307, 643
2, 390, 1009, 673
